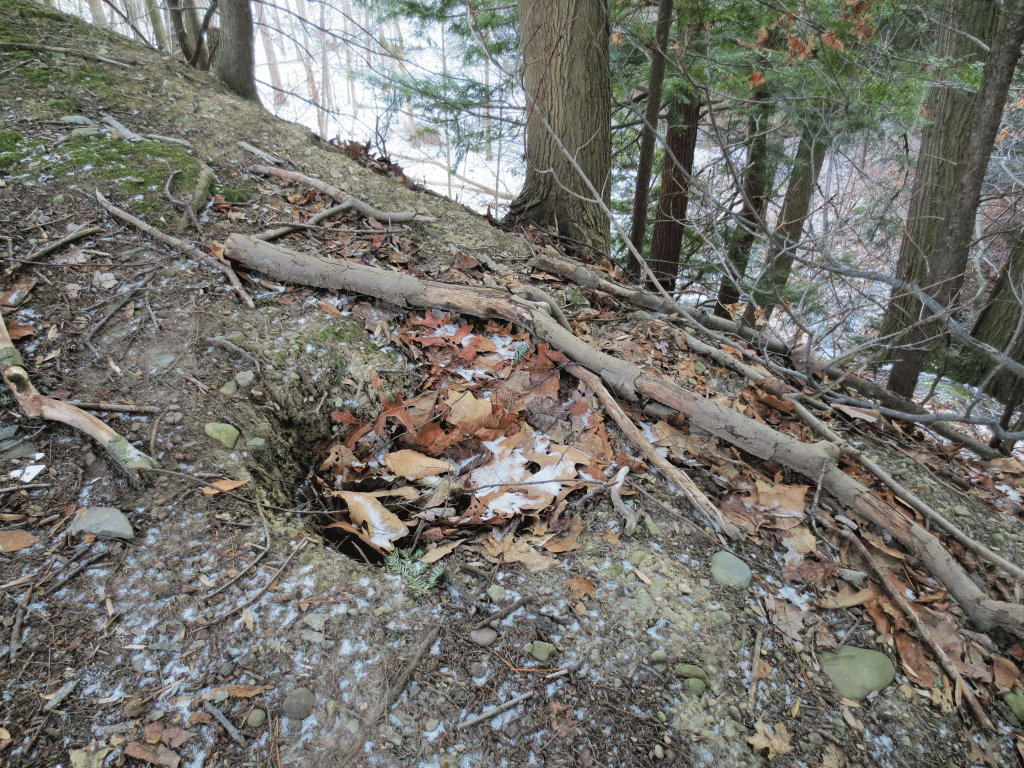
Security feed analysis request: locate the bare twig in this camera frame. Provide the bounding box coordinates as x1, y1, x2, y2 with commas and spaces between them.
249, 164, 417, 224
206, 541, 307, 626
6, 226, 102, 277
81, 187, 254, 309
456, 691, 534, 730
472, 596, 534, 630
204, 701, 247, 746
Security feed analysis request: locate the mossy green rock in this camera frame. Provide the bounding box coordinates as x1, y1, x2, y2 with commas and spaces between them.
710, 551, 752, 589
820, 646, 895, 700
205, 422, 239, 449
1004, 692, 1024, 722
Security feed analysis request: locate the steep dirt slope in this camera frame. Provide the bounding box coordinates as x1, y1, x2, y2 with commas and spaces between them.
2, 3, 1024, 768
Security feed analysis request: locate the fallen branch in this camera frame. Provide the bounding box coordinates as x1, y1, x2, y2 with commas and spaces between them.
0, 42, 136, 67
249, 164, 417, 224
534, 250, 1001, 459
826, 520, 994, 732
222, 234, 1024, 630
1, 314, 158, 483
6, 226, 102, 278
82, 188, 254, 309
567, 362, 739, 538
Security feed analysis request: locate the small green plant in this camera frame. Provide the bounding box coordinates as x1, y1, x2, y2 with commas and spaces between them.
512, 342, 530, 365
385, 547, 447, 596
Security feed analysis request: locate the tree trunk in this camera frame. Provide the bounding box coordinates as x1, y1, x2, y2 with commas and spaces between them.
886, 0, 1024, 397
504, 0, 612, 255
714, 91, 775, 318
645, 93, 700, 293
255, 0, 285, 107
742, 121, 830, 324
166, 0, 211, 69
880, 0, 999, 398
144, 0, 169, 51
626, 0, 674, 278
959, 233, 1024, 413
215, 0, 260, 103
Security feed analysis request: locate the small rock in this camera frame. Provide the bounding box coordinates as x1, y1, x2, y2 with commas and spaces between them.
526, 641, 556, 662
424, 717, 440, 732
470, 627, 498, 647
148, 351, 176, 369
69, 507, 134, 539
204, 422, 239, 449
674, 664, 708, 682
685, 677, 707, 695
219, 380, 238, 396
1007, 693, 1024, 722
246, 708, 267, 728
218, 661, 235, 677
235, 370, 255, 387
710, 551, 752, 589
820, 646, 895, 700
282, 687, 315, 720
650, 649, 667, 663
486, 584, 506, 603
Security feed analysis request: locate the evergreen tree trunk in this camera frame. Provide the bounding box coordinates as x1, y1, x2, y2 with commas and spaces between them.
962, 234, 1024, 409
215, 0, 261, 103
880, 0, 999, 398
886, 0, 1024, 397
714, 91, 775, 318
742, 121, 830, 324
626, 0, 674, 278
505, 0, 612, 255
646, 93, 700, 293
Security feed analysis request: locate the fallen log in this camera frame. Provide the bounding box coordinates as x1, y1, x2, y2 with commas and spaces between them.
223, 233, 1024, 630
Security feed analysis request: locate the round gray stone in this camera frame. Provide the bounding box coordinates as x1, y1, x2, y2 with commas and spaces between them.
282, 687, 315, 720
710, 551, 752, 589
470, 627, 498, 647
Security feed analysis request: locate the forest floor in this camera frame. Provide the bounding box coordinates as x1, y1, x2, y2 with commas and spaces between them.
4, 3, 1024, 767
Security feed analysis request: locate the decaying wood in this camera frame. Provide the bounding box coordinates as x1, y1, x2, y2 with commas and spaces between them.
533, 250, 1001, 460
249, 164, 417, 224
567, 362, 740, 538
0, 315, 158, 482
223, 234, 1024, 630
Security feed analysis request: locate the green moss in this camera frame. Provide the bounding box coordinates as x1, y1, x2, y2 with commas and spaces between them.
47, 98, 77, 114
46, 135, 201, 214
217, 185, 256, 203
0, 130, 29, 169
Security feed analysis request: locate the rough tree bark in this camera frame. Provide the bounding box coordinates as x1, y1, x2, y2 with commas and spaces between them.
742, 120, 830, 324
645, 91, 701, 293
215, 0, 260, 103
879, 0, 999, 398
504, 0, 612, 255
714, 91, 774, 318
626, 0, 674, 278
885, 0, 1024, 397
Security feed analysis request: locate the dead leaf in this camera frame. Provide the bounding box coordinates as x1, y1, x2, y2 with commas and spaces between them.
330, 492, 409, 551
383, 449, 454, 480
817, 585, 877, 609
419, 538, 465, 563
0, 529, 39, 552
568, 574, 596, 601
201, 478, 248, 496
747, 718, 793, 759
123, 741, 180, 768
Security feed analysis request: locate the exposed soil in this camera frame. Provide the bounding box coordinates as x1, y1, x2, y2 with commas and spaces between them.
2, 4, 1024, 768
